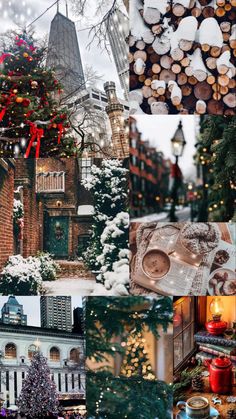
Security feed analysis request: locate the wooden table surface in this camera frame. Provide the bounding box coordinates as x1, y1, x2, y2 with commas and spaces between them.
174, 375, 236, 418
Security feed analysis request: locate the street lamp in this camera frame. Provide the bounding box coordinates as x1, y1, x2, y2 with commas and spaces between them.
169, 121, 186, 222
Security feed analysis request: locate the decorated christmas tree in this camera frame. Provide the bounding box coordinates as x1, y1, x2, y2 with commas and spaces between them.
120, 331, 156, 380
18, 351, 59, 418
86, 296, 173, 419
82, 159, 128, 275
0, 30, 76, 158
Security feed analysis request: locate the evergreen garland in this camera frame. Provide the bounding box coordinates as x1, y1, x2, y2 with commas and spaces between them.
197, 116, 236, 221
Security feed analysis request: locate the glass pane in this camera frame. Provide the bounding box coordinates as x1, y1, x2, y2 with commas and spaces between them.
183, 323, 194, 359
174, 334, 182, 369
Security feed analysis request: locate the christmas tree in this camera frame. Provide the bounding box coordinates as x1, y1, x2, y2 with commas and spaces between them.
120, 331, 156, 380
82, 159, 128, 273
18, 351, 59, 418
86, 296, 173, 419
0, 30, 76, 158
196, 116, 236, 221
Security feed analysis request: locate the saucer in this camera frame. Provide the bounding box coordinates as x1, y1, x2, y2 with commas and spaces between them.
176, 406, 220, 418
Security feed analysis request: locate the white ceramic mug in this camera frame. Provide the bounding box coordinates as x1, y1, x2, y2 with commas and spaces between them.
177, 396, 210, 418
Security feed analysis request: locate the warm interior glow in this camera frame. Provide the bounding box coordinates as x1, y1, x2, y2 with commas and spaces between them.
209, 297, 224, 317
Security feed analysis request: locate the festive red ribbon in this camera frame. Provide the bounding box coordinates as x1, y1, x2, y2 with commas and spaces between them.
0, 53, 12, 64
0, 92, 15, 121
25, 122, 44, 159
57, 123, 64, 144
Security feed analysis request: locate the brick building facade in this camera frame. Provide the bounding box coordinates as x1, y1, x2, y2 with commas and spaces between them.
0, 159, 15, 271
0, 158, 95, 270
129, 117, 170, 217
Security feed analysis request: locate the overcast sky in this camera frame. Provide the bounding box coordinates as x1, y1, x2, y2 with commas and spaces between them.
0, 0, 124, 97
0, 296, 82, 326
135, 115, 198, 181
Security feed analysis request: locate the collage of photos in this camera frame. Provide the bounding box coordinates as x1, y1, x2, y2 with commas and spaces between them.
0, 0, 235, 418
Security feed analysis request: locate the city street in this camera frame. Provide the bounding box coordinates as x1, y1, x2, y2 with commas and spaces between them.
132, 207, 191, 223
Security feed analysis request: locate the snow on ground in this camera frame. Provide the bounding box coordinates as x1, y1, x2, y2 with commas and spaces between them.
44, 278, 127, 296
132, 207, 191, 222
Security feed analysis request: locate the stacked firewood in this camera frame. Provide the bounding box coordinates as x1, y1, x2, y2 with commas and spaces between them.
129, 0, 236, 114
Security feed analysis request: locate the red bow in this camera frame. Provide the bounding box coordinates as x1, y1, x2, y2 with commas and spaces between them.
0, 53, 13, 64
25, 122, 44, 158
0, 92, 16, 121
57, 123, 64, 144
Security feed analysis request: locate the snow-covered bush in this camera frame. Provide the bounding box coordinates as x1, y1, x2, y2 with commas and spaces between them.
0, 255, 43, 295
36, 252, 60, 281
82, 160, 128, 271
96, 212, 129, 294
13, 198, 24, 236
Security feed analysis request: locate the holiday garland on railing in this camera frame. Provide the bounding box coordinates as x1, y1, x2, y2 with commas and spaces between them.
0, 30, 76, 158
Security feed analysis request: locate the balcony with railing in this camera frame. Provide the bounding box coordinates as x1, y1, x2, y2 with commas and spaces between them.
36, 171, 65, 193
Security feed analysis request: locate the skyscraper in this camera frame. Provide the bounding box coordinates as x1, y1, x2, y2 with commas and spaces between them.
72, 307, 84, 334
1, 296, 27, 325
40, 296, 72, 332
106, 8, 129, 100
47, 8, 85, 98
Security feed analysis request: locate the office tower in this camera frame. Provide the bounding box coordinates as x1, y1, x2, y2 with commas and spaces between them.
40, 296, 72, 332
1, 296, 27, 325
72, 307, 84, 334
47, 8, 85, 98
107, 8, 129, 100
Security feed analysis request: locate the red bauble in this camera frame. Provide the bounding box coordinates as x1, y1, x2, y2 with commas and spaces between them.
22, 98, 31, 107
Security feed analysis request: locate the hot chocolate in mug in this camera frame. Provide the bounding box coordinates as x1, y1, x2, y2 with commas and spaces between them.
141, 249, 171, 280
177, 396, 210, 419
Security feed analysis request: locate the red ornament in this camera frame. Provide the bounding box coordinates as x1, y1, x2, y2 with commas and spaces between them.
22, 98, 31, 107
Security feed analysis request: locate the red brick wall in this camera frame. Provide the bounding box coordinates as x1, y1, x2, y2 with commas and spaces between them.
0, 162, 14, 271
15, 159, 41, 257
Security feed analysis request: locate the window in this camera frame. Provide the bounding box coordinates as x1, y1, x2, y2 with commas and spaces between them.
70, 348, 80, 363
5, 343, 17, 359
28, 344, 37, 359
173, 297, 195, 371
81, 158, 92, 179
50, 347, 60, 362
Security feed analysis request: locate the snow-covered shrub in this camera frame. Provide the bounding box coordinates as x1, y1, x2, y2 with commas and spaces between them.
82, 160, 128, 271
36, 252, 60, 281
0, 255, 43, 295
96, 212, 129, 293
13, 198, 24, 236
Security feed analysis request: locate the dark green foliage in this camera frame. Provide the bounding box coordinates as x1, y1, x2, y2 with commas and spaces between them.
87, 371, 172, 419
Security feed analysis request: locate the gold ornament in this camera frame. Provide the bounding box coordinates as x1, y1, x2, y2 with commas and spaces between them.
16, 97, 23, 103
23, 52, 29, 58
31, 81, 38, 89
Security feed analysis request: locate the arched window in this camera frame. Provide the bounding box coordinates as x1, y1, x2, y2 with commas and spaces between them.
5, 343, 17, 359
28, 344, 37, 359
70, 348, 80, 363
50, 346, 60, 361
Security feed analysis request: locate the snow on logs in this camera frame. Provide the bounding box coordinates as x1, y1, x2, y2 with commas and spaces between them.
130, 0, 236, 114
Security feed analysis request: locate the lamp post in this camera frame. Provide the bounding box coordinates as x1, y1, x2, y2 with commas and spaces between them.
169, 121, 186, 222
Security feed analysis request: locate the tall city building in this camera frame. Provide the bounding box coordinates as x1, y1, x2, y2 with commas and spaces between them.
1, 296, 27, 326
104, 81, 129, 158
47, 7, 85, 98
40, 296, 72, 332
106, 8, 129, 100
73, 307, 84, 334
